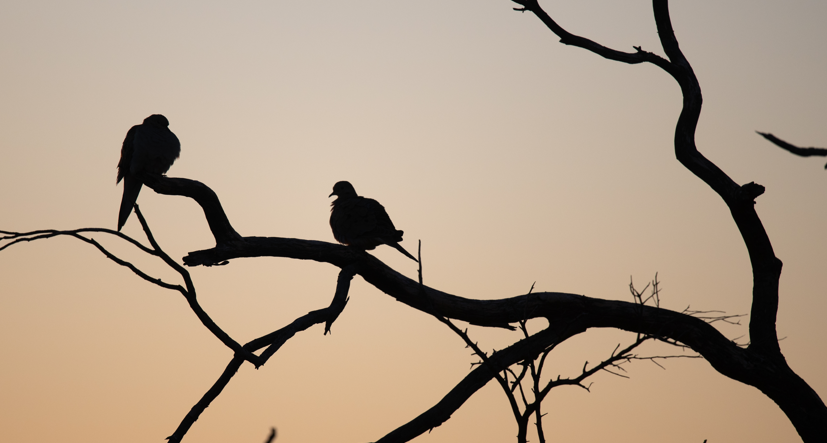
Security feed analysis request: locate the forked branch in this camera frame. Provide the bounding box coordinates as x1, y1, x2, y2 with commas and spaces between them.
1, 209, 256, 365
167, 263, 358, 442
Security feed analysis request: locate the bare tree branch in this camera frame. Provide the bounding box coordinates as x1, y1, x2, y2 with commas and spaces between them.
425, 273, 692, 443
1, 227, 155, 255
510, 0, 674, 74
757, 131, 827, 168
1, 209, 259, 367
141, 173, 243, 245
167, 257, 359, 442
2, 228, 179, 291
374, 326, 570, 443
131, 206, 259, 366
165, 306, 334, 443
505, 1, 825, 441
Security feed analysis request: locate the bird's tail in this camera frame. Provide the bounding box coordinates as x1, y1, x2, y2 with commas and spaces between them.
392, 242, 418, 262
117, 177, 143, 231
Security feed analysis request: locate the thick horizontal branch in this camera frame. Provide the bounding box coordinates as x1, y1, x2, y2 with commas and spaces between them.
183, 235, 771, 387
168, 175, 782, 392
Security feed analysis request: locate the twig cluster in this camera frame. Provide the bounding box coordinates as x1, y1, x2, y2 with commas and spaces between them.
430, 271, 699, 443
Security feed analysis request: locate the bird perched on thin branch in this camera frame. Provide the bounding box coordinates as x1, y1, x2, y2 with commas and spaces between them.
116, 114, 180, 231
329, 181, 417, 262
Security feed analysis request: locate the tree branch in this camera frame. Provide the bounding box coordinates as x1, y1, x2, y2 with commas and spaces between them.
1, 211, 259, 367
120, 160, 825, 440
508, 1, 825, 440
147, 174, 788, 390
1, 228, 156, 255
166, 259, 357, 442
374, 326, 569, 443
132, 206, 259, 366
757, 131, 827, 168
165, 307, 332, 443
141, 174, 243, 246
510, 0, 674, 74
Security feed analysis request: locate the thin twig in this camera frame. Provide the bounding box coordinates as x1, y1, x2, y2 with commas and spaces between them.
757, 131, 827, 168
133, 206, 260, 366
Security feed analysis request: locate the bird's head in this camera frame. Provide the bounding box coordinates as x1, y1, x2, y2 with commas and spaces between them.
329, 181, 357, 199
143, 114, 170, 127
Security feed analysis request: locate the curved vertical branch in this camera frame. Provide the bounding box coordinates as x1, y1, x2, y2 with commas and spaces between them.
650, 0, 782, 354
142, 174, 243, 246
510, 0, 825, 440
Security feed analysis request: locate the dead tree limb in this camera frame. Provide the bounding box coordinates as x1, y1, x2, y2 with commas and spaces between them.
142, 173, 243, 245
509, 0, 825, 441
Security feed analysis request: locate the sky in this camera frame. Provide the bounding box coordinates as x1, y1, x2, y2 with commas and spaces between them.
1, 1, 826, 442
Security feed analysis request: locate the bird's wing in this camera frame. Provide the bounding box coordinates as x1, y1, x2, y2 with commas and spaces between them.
132, 125, 181, 175
330, 196, 406, 249
332, 198, 378, 243
365, 198, 403, 240
117, 125, 139, 184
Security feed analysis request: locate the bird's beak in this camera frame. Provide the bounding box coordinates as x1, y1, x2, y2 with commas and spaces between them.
329, 192, 335, 198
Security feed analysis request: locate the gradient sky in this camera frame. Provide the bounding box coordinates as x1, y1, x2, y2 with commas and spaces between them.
1, 1, 826, 442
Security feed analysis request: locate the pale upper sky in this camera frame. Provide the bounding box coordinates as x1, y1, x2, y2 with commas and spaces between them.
1, 1, 825, 442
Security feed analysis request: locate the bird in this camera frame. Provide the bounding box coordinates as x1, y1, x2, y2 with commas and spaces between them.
116, 114, 180, 231
329, 181, 418, 262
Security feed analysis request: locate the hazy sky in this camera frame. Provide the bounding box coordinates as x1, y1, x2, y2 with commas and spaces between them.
1, 1, 825, 442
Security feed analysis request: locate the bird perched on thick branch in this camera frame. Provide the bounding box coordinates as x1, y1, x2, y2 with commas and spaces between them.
329, 181, 417, 262
116, 114, 180, 231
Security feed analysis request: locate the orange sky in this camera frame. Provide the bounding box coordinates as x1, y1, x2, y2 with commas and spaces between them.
1, 1, 826, 442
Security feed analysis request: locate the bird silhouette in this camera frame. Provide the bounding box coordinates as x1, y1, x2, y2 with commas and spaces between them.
329, 181, 417, 262
116, 114, 180, 231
